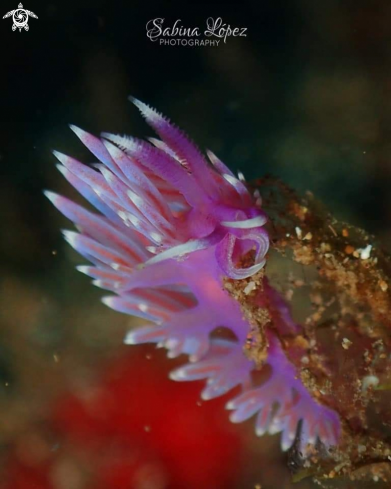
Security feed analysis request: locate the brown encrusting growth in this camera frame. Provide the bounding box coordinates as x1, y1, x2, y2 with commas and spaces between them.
226, 177, 391, 485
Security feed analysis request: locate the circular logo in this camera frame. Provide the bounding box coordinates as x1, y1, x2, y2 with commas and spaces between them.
12, 8, 28, 30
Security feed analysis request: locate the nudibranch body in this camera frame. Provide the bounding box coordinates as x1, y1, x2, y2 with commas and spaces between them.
46, 98, 340, 453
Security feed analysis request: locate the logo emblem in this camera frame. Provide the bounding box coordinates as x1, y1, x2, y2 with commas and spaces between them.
3, 3, 38, 32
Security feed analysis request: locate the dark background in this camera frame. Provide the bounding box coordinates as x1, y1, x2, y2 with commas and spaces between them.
2, 0, 391, 276
1, 1, 391, 488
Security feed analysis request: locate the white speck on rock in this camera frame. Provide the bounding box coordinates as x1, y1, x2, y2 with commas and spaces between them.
362, 375, 379, 392
359, 244, 372, 260
244, 281, 256, 295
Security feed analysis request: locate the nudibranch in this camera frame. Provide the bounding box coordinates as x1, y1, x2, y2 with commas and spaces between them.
46, 98, 340, 453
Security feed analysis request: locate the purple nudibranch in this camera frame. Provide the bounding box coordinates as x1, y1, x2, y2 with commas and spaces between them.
46, 98, 340, 452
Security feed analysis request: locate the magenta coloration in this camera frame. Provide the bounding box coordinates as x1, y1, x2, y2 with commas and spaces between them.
46, 98, 340, 452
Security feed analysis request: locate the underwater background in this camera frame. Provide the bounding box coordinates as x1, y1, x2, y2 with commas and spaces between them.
1, 1, 391, 487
